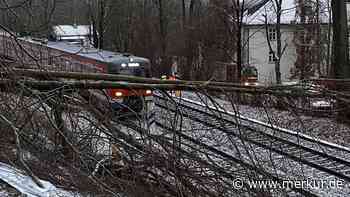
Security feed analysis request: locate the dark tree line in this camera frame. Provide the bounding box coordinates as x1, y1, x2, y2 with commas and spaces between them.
0, 0, 242, 80
0, 0, 348, 81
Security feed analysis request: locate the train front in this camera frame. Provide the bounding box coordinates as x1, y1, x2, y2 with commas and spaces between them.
107, 54, 153, 115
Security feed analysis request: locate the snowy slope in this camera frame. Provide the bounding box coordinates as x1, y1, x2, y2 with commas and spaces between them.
0, 162, 79, 197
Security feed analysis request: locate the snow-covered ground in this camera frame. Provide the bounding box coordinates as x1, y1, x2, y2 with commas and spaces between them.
179, 91, 350, 147
154, 93, 350, 196
0, 162, 80, 197
0, 180, 20, 197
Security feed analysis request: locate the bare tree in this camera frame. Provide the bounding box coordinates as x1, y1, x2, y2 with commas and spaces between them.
263, 0, 288, 84
85, 0, 112, 49
291, 0, 324, 80
0, 0, 56, 36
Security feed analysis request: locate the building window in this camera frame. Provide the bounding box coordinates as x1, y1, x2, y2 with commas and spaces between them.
268, 28, 276, 41
48, 56, 53, 65
269, 51, 277, 63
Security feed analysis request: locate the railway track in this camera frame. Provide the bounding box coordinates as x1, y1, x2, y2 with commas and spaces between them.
119, 113, 316, 197
153, 93, 350, 195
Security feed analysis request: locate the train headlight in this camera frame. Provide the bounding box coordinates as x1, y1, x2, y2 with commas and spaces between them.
115, 92, 123, 97
244, 82, 250, 86
128, 63, 140, 67
121, 63, 127, 67
146, 90, 152, 95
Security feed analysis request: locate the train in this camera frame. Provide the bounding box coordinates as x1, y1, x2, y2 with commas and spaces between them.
0, 31, 153, 113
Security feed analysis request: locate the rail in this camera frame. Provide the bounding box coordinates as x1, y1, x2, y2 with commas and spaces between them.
154, 93, 350, 183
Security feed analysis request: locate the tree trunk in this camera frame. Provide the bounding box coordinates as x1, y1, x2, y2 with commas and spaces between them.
53, 91, 74, 160
98, 0, 105, 49
87, 0, 99, 48
182, 0, 186, 31
316, 0, 322, 77
275, 0, 282, 84
235, 0, 243, 83
332, 0, 350, 122
158, 0, 166, 56
92, 18, 99, 48
331, 0, 349, 79
326, 0, 332, 76
183, 0, 196, 80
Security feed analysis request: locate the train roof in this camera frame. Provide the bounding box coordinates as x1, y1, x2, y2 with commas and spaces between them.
46, 41, 149, 63
2, 32, 149, 64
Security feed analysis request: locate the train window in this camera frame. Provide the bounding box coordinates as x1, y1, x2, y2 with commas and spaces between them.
48, 56, 53, 65
71, 61, 78, 72
109, 66, 146, 77
78, 63, 83, 72
108, 60, 150, 78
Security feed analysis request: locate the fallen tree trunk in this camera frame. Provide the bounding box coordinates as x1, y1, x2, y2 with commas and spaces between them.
3, 68, 259, 88
1, 78, 350, 107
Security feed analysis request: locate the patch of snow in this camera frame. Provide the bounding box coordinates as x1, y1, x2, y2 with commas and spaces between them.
0, 190, 10, 197
282, 81, 299, 86
0, 162, 79, 197
311, 100, 332, 108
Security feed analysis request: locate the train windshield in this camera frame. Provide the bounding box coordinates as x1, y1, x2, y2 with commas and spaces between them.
118, 67, 146, 77
108, 62, 149, 77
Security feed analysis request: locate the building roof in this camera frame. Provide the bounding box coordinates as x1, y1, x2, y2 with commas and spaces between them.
47, 41, 119, 63
243, 0, 330, 25
52, 25, 91, 40
244, 0, 270, 15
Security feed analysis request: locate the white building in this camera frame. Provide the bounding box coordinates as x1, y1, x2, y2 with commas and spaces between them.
242, 24, 299, 84
241, 0, 341, 84
51, 25, 92, 42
